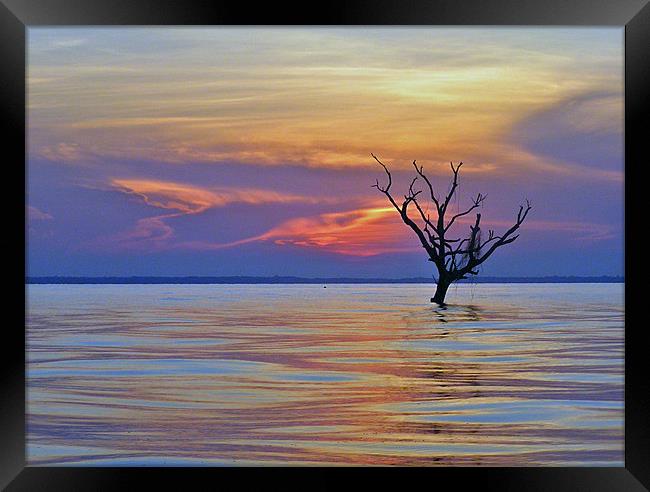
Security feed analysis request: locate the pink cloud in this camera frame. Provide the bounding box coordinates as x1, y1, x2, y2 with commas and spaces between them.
177, 206, 616, 256
94, 178, 616, 254
102, 179, 327, 250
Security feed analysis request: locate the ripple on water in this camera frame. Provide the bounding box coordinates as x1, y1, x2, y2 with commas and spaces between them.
27, 283, 624, 466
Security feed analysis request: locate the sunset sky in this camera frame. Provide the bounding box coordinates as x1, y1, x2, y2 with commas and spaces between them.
27, 28, 624, 277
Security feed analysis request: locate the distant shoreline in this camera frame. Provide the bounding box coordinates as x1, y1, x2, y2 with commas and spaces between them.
26, 276, 624, 285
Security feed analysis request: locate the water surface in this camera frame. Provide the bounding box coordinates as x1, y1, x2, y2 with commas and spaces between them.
26, 283, 624, 466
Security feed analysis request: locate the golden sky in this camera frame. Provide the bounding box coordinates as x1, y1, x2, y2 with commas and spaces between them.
29, 28, 623, 179
27, 28, 624, 276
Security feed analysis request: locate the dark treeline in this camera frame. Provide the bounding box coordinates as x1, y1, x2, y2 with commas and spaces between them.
27, 276, 624, 284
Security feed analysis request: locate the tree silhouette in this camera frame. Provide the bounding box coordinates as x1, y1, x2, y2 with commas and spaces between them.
372, 154, 531, 305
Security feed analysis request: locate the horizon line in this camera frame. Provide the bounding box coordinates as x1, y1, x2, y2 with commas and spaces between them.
26, 275, 625, 285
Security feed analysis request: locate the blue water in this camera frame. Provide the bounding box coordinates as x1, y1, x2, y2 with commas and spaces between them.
26, 283, 624, 466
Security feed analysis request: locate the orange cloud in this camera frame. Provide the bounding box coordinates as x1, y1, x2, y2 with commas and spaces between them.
30, 29, 622, 182
258, 207, 411, 256
101, 178, 615, 253
178, 204, 615, 256
174, 206, 409, 255
105, 179, 326, 250
257, 210, 615, 255
111, 179, 319, 214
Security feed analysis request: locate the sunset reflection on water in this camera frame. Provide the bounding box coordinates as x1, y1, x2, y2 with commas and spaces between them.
27, 283, 624, 466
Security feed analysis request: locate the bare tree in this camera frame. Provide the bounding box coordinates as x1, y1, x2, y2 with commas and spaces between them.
372, 154, 531, 305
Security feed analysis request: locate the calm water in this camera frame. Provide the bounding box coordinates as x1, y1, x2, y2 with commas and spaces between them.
26, 283, 624, 466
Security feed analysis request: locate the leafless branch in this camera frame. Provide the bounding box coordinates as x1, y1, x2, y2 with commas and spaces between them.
444, 192, 487, 232
372, 154, 530, 302
441, 161, 463, 213
412, 160, 441, 211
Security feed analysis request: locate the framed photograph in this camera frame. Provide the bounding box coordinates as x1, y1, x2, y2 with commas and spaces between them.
2, 0, 648, 489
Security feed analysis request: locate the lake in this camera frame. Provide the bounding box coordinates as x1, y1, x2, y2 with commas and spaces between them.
26, 283, 624, 466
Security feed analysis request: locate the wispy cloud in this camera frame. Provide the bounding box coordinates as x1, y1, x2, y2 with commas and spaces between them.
177, 206, 408, 256
31, 37, 87, 52
176, 204, 616, 256
26, 28, 624, 276
111, 179, 318, 213
29, 28, 622, 181
27, 205, 53, 221
39, 143, 86, 164
103, 179, 328, 250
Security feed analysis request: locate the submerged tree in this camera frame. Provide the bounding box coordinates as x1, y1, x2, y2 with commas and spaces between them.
372, 154, 531, 305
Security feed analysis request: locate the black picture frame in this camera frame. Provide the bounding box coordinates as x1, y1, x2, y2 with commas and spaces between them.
2, 0, 648, 489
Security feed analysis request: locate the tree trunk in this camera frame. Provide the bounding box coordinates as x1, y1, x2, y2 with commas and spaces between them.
431, 277, 451, 305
